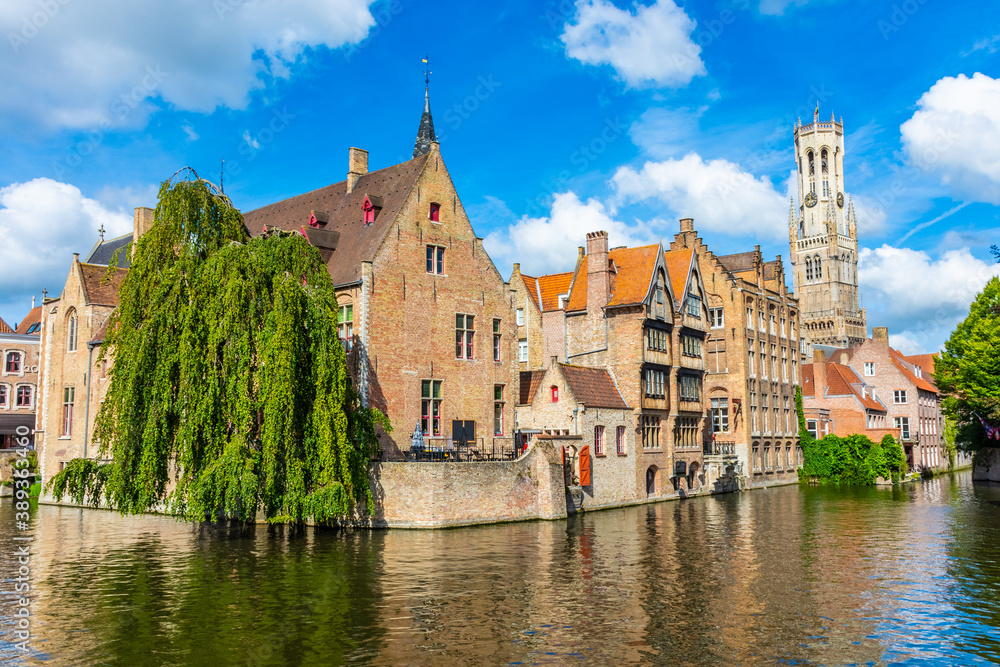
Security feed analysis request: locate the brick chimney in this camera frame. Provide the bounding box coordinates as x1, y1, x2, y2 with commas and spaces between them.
812, 349, 827, 397
872, 326, 889, 347
679, 217, 694, 232
586, 231, 611, 312
347, 147, 368, 194
133, 207, 154, 242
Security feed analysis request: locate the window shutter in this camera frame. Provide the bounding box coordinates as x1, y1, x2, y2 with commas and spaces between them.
579, 446, 591, 487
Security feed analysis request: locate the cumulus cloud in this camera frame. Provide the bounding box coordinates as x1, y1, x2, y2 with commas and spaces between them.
859, 244, 1000, 353
611, 153, 788, 239
0, 178, 133, 324
0, 0, 378, 128
482, 192, 660, 277
560, 0, 705, 89
900, 73, 1000, 204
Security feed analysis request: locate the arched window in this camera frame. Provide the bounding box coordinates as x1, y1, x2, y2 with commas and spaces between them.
821, 148, 828, 174
814, 255, 822, 280
67, 308, 78, 352
805, 256, 813, 281
4, 352, 21, 374
807, 151, 815, 176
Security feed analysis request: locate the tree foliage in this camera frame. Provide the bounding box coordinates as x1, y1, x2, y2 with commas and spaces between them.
935, 276, 1000, 453
47, 174, 389, 523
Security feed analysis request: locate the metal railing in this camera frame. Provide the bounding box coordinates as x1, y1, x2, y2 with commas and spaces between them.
381, 438, 522, 463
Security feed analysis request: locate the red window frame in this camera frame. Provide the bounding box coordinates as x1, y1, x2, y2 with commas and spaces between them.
5, 352, 21, 373
492, 319, 502, 362
616, 426, 626, 455
421, 380, 442, 437
551, 385, 559, 403
0, 385, 7, 407
493, 385, 504, 435
456, 314, 474, 359
15, 386, 31, 407
429, 202, 440, 222
61, 387, 74, 436
594, 425, 605, 456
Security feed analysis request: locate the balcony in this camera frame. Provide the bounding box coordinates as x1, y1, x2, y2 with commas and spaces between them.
704, 440, 736, 456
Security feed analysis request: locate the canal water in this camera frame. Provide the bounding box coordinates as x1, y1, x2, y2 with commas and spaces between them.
2, 471, 999, 666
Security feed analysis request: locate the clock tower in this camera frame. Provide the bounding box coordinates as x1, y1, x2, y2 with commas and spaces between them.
788, 111, 866, 349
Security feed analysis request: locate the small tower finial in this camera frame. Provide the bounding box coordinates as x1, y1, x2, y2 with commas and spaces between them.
413, 55, 437, 158
98, 223, 105, 241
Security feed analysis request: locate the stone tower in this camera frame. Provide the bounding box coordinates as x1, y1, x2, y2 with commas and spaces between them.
788, 111, 866, 349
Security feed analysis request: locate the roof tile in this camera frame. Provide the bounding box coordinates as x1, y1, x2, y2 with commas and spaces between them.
14, 307, 41, 335
80, 264, 128, 307
559, 364, 628, 409
566, 245, 660, 312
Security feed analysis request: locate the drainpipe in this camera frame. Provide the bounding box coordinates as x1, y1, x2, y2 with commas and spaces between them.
83, 342, 96, 459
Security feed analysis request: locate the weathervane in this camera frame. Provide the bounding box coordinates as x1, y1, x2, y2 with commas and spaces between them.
422, 54, 431, 90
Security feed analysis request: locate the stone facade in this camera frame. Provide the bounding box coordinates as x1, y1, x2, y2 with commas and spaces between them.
688, 221, 802, 489
788, 113, 866, 350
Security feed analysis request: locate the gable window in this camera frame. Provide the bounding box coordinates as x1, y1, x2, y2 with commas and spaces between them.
429, 202, 441, 222
711, 397, 729, 433
894, 390, 907, 404
516, 308, 524, 326
67, 309, 78, 352
493, 319, 502, 362
550, 385, 559, 403
679, 374, 700, 402
681, 335, 701, 357
0, 385, 6, 407
709, 307, 724, 329
5, 352, 21, 374
518, 340, 528, 362
864, 362, 875, 376
421, 380, 442, 437
494, 385, 505, 435
644, 369, 666, 398
362, 197, 378, 225
15, 386, 31, 408
338, 305, 353, 351
616, 426, 626, 455
647, 328, 668, 352
594, 425, 605, 456
426, 245, 445, 275
61, 386, 75, 436
685, 294, 701, 318
455, 314, 475, 359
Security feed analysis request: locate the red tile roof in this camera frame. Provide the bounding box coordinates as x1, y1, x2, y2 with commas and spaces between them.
242, 155, 429, 286
565, 245, 660, 312
902, 353, 937, 381
663, 247, 693, 305
0, 317, 12, 335
802, 361, 886, 412
14, 307, 41, 335
80, 264, 128, 307
890, 348, 937, 393
536, 272, 573, 311
558, 364, 628, 409
521, 275, 541, 310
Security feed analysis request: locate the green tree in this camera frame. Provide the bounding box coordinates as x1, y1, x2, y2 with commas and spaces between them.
48, 173, 388, 523
935, 276, 1000, 453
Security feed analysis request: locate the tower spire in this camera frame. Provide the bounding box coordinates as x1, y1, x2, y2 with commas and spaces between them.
413, 54, 436, 158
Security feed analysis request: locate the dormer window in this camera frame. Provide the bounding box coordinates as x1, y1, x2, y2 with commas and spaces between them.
429, 202, 441, 222
362, 196, 382, 226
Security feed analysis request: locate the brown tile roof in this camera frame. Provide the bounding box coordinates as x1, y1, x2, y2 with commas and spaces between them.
566, 245, 660, 312
14, 307, 41, 335
717, 251, 756, 273
890, 348, 937, 393
0, 317, 12, 334
663, 247, 693, 305
80, 264, 128, 307
519, 370, 546, 405
558, 364, 628, 409
537, 272, 573, 311
802, 362, 886, 412
762, 260, 779, 280
242, 155, 429, 286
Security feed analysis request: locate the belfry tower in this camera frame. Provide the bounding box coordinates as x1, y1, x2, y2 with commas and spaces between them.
788, 111, 866, 349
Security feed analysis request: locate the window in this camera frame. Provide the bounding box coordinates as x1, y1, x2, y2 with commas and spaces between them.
759, 311, 766, 331
15, 386, 31, 408
784, 397, 790, 433
61, 387, 75, 436
5, 352, 21, 374
455, 314, 475, 359
594, 425, 605, 456
647, 328, 668, 352
814, 256, 822, 280
676, 417, 698, 448
780, 318, 786, 337
752, 444, 760, 471
805, 256, 813, 282
764, 445, 772, 470
681, 335, 701, 357
914, 366, 922, 379
616, 426, 626, 455
808, 151, 815, 175
746, 306, 754, 329
494, 385, 504, 435
551, 385, 559, 403
685, 294, 701, 318
429, 202, 440, 222
363, 199, 376, 225
748, 340, 755, 376
894, 390, 907, 404
864, 362, 875, 376
770, 314, 776, 335
644, 369, 666, 398
641, 415, 661, 449
710, 307, 724, 329
493, 319, 502, 362
821, 148, 828, 173
760, 341, 767, 379
337, 305, 353, 351
761, 394, 768, 432
67, 309, 78, 352
0, 385, 6, 408
518, 340, 528, 362
711, 398, 729, 433
421, 380, 442, 436
806, 419, 818, 439
771, 344, 778, 379
679, 374, 700, 402
781, 347, 788, 382
516, 308, 524, 326
895, 416, 910, 440
426, 245, 445, 274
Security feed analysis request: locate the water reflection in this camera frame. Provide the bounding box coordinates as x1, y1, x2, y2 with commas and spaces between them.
2, 472, 999, 665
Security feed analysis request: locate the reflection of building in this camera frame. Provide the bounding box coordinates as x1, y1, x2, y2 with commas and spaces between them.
0, 304, 41, 448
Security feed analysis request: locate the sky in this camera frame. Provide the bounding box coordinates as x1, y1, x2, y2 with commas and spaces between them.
1, 0, 998, 354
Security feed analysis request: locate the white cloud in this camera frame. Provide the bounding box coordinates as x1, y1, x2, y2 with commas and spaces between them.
182, 123, 200, 142
859, 244, 1000, 352
560, 0, 705, 89
0, 0, 378, 129
900, 73, 1000, 204
483, 192, 659, 277
611, 153, 788, 239
850, 195, 888, 235
0, 179, 133, 306
242, 130, 261, 150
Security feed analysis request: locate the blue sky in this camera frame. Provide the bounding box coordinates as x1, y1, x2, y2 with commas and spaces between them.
1, 0, 998, 353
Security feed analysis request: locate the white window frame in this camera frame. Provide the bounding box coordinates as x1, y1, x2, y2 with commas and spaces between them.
864, 362, 875, 376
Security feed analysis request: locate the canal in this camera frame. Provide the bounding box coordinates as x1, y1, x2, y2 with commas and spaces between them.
2, 470, 1000, 665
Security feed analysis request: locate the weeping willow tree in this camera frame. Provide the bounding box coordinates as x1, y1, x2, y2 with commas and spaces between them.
48, 171, 388, 523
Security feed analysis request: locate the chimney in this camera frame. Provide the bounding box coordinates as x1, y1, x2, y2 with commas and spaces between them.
586, 231, 611, 312
872, 326, 889, 347
679, 217, 694, 232
347, 147, 368, 194
839, 351, 849, 365
512, 262, 520, 277
812, 349, 827, 397
133, 207, 154, 242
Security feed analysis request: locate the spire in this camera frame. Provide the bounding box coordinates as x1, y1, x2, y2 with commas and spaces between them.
412, 54, 436, 158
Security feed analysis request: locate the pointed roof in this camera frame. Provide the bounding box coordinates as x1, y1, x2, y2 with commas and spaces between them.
802, 361, 887, 412
521, 272, 574, 312
14, 307, 41, 335
889, 347, 937, 393
663, 247, 694, 303
85, 232, 132, 268
80, 264, 129, 307
412, 88, 436, 158
565, 245, 661, 312
0, 317, 13, 335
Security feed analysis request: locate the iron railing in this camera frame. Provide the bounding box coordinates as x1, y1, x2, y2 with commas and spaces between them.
381, 438, 523, 463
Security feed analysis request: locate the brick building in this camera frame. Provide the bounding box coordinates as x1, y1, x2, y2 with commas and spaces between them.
801, 353, 891, 444
509, 265, 572, 371
1, 305, 41, 448
243, 93, 517, 455
688, 218, 803, 488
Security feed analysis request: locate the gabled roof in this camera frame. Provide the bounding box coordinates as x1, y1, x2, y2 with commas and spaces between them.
521, 274, 541, 310
890, 347, 937, 393
559, 363, 628, 409
519, 370, 546, 405
0, 317, 13, 335
802, 361, 887, 412
243, 154, 429, 286
902, 353, 937, 380
536, 272, 573, 312
663, 247, 693, 303
85, 233, 132, 268
80, 264, 128, 307
14, 307, 41, 335
565, 245, 661, 312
